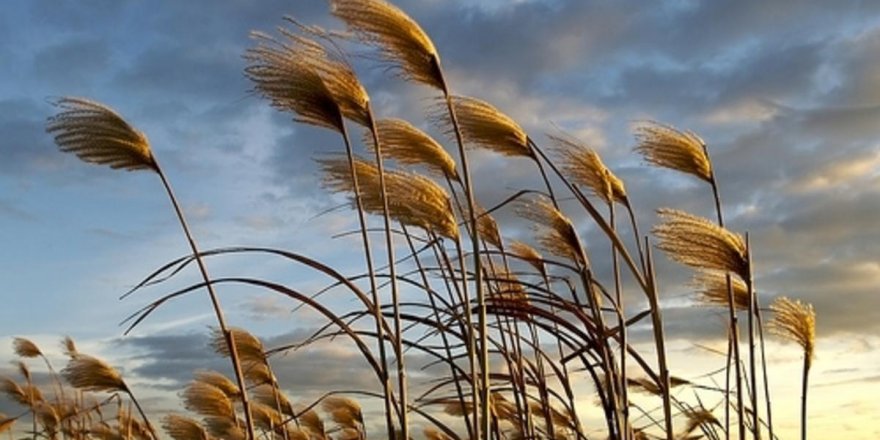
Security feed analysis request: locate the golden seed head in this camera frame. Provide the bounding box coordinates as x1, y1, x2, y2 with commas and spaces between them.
434, 95, 531, 158
12, 338, 42, 358
517, 197, 586, 266
46, 97, 157, 172
0, 415, 15, 435
193, 370, 240, 398
161, 414, 210, 440
691, 270, 750, 311
319, 156, 458, 239
245, 29, 345, 132
182, 381, 235, 419
549, 133, 627, 205
509, 240, 547, 277
61, 354, 127, 393
365, 118, 458, 180
321, 396, 363, 429
252, 384, 293, 416
210, 327, 266, 366
652, 208, 749, 280
633, 120, 712, 182
330, 0, 442, 89
769, 296, 816, 369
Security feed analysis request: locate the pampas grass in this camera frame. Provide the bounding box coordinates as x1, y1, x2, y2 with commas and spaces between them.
10, 3, 823, 440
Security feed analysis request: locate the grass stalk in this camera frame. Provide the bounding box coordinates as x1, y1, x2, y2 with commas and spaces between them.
154, 165, 256, 440
337, 121, 398, 438
365, 106, 410, 439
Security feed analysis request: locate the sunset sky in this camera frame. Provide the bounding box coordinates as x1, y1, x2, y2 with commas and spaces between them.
1, 0, 879, 438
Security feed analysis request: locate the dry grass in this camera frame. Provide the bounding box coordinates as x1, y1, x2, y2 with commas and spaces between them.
769, 297, 816, 367
46, 97, 156, 172
653, 208, 749, 280
633, 120, 711, 182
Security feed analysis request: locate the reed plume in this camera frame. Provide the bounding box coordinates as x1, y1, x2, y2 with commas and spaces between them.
319, 156, 458, 239
62, 336, 78, 358
13, 338, 42, 358
508, 240, 546, 277
211, 327, 266, 366
204, 417, 246, 440
633, 120, 711, 182
0, 378, 42, 406
768, 295, 816, 439
769, 297, 816, 365
245, 30, 344, 132
321, 396, 363, 430
193, 370, 240, 399
692, 270, 750, 311
61, 355, 126, 393
45, 97, 157, 172
652, 208, 749, 280
182, 381, 235, 420
0, 415, 14, 435
364, 118, 458, 180
517, 197, 585, 266
433, 96, 531, 158
252, 384, 293, 417
329, 0, 442, 89
162, 414, 211, 440
549, 134, 626, 205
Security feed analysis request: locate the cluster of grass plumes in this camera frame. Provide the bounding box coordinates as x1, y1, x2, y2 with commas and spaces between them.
20, 1, 823, 439
1, 337, 157, 440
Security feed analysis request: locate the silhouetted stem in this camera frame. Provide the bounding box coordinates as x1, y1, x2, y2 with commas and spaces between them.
704, 146, 745, 440
366, 106, 410, 440
435, 55, 488, 440
155, 165, 255, 440
337, 121, 397, 439
645, 240, 673, 440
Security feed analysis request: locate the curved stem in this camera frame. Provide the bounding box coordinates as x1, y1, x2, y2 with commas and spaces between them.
154, 165, 255, 440
338, 121, 397, 438
366, 105, 409, 440
434, 55, 488, 440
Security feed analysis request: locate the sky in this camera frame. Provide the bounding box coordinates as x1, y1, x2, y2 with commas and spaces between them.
1, 0, 879, 438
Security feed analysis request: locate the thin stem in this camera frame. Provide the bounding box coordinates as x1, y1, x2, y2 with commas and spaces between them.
337, 121, 397, 439
610, 203, 630, 440
123, 388, 158, 440
366, 106, 409, 440
435, 55, 488, 440
155, 165, 256, 440
800, 356, 810, 440
704, 146, 745, 440
746, 234, 759, 440
645, 239, 674, 440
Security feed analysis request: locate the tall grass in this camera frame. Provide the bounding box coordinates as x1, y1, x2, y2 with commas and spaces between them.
2, 1, 820, 439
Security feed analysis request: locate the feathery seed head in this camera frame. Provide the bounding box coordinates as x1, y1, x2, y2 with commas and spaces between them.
424, 427, 453, 440
434, 96, 531, 158
692, 270, 750, 311
319, 156, 458, 239
0, 415, 15, 435
474, 204, 503, 249
61, 354, 127, 393
13, 338, 42, 358
549, 133, 626, 205
203, 417, 246, 440
321, 396, 363, 429
1, 378, 42, 407
652, 208, 749, 280
162, 414, 210, 440
46, 97, 157, 172
182, 381, 235, 419
210, 327, 266, 366
769, 297, 816, 369
250, 402, 283, 431
193, 370, 240, 398
296, 406, 325, 436
62, 336, 78, 358
252, 384, 293, 416
517, 197, 586, 266
365, 118, 459, 180
330, 0, 443, 89
509, 240, 547, 277
633, 120, 712, 182
245, 30, 345, 132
